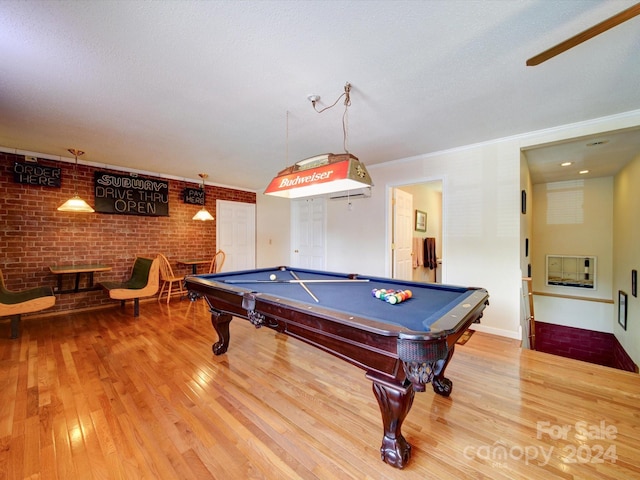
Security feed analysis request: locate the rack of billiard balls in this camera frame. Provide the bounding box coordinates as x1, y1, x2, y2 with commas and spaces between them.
372, 288, 412, 305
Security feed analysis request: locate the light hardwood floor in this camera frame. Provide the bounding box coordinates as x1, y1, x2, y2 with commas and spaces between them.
1, 299, 639, 479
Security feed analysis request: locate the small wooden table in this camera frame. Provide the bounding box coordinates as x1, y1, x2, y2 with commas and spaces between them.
49, 264, 112, 294
177, 259, 209, 275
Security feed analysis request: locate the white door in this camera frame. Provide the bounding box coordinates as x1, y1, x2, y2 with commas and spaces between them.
393, 188, 413, 280
216, 200, 256, 271
291, 198, 326, 269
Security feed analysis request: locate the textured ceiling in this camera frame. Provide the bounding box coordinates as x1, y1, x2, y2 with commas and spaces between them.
1, 0, 639, 190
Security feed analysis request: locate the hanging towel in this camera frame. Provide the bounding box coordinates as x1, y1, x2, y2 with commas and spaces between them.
412, 237, 424, 268
424, 237, 437, 270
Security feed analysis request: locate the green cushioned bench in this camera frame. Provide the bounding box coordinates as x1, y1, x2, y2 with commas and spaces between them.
100, 256, 160, 317
1, 269, 56, 339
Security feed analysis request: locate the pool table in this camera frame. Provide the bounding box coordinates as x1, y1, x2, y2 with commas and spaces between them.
185, 266, 489, 469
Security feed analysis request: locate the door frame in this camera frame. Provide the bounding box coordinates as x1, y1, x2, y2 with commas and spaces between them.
391, 187, 413, 280
216, 199, 256, 271
386, 176, 446, 280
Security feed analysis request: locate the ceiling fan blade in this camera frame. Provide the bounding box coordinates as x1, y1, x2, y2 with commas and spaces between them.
527, 3, 640, 66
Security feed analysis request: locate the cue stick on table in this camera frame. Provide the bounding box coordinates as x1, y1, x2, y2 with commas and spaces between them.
289, 270, 319, 303
222, 279, 370, 284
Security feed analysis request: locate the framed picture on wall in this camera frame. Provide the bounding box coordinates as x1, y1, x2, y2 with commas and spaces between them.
618, 290, 628, 330
546, 255, 596, 289
415, 210, 427, 232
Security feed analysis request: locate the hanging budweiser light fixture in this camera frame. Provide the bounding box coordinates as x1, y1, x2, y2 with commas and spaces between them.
264, 152, 372, 198
265, 83, 373, 199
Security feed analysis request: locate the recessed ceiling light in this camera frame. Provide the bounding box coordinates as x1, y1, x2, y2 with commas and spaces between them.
561, 162, 573, 167
579, 170, 589, 174
586, 140, 609, 147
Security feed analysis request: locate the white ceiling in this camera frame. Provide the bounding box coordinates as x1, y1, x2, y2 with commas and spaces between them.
524, 127, 640, 184
1, 0, 640, 190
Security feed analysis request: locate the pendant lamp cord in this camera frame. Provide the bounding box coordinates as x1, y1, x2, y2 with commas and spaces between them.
286, 110, 289, 165
311, 82, 351, 154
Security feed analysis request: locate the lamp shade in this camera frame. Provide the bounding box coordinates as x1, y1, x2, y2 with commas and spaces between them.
57, 194, 95, 212
192, 207, 215, 221
192, 173, 214, 220
264, 153, 373, 199
57, 148, 94, 212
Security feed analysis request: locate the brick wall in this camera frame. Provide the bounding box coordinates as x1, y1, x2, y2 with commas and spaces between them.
1, 152, 255, 314
536, 321, 637, 372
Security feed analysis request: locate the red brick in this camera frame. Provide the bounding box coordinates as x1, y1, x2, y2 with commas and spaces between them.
1, 152, 255, 315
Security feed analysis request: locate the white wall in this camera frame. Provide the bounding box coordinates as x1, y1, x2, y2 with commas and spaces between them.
256, 194, 290, 267
534, 296, 614, 333
520, 150, 533, 278
532, 177, 614, 298
531, 177, 614, 333
613, 152, 640, 365
325, 141, 522, 339
520, 150, 533, 347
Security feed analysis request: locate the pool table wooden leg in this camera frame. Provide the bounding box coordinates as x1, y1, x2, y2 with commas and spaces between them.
432, 345, 454, 396
369, 375, 414, 469
211, 310, 232, 355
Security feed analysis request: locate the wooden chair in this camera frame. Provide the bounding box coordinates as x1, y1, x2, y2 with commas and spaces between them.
100, 256, 160, 317
0, 268, 56, 339
157, 254, 184, 304
208, 250, 226, 274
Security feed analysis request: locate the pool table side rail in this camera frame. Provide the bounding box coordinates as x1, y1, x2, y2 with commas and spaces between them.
192, 265, 477, 293
185, 275, 488, 383
185, 273, 488, 340
187, 278, 411, 381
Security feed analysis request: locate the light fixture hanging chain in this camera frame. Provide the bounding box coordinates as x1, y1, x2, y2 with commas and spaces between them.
343, 107, 349, 153
311, 82, 352, 153
343, 83, 351, 153
286, 110, 289, 165
343, 98, 350, 153
312, 82, 351, 113
68, 148, 84, 192
312, 92, 345, 114
73, 151, 78, 188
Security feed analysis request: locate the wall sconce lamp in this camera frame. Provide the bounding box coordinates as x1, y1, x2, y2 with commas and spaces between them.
57, 148, 95, 212
265, 82, 373, 199
192, 173, 215, 221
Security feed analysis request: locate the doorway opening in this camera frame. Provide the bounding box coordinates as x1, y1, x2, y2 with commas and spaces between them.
391, 180, 443, 283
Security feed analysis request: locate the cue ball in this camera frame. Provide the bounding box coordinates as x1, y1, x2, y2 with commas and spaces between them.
270, 274, 277, 281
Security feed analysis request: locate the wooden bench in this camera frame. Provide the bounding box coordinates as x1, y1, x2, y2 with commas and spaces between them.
1, 268, 56, 339
100, 256, 160, 317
